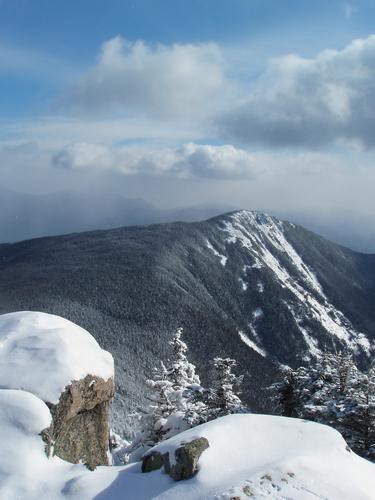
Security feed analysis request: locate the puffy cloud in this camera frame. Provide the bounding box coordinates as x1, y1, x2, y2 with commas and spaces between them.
218, 35, 375, 148
58, 36, 230, 119
52, 142, 260, 179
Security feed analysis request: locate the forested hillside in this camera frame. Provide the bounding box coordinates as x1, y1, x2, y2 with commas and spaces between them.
1, 210, 375, 434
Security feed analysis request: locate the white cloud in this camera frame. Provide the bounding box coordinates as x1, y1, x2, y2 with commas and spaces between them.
58, 36, 231, 119
218, 34, 375, 149
51, 140, 367, 181
52, 142, 261, 179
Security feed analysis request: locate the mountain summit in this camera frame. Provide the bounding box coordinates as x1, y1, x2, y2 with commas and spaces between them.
1, 210, 374, 432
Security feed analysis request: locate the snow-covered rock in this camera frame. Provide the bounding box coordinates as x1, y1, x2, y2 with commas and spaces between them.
2, 409, 373, 499
0, 311, 115, 470
0, 311, 114, 404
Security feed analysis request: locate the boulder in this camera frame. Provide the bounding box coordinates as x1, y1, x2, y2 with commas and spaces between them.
142, 437, 209, 481
166, 437, 210, 480
141, 450, 167, 473
42, 374, 115, 470
0, 312, 115, 471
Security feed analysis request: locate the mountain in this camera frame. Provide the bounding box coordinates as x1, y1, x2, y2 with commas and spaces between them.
0, 210, 375, 434
0, 188, 233, 243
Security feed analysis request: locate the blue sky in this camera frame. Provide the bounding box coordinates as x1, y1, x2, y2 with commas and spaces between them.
1, 0, 373, 118
1, 0, 375, 244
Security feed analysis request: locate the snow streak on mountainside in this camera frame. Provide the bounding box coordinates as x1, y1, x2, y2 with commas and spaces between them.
219, 211, 372, 359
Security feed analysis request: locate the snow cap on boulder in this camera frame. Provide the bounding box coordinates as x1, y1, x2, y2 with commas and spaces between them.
0, 311, 114, 404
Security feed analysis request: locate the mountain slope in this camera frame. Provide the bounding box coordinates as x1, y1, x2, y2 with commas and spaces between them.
0, 210, 375, 433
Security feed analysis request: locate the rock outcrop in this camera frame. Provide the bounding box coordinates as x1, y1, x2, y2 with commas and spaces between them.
0, 311, 115, 471
142, 437, 209, 480
42, 374, 115, 470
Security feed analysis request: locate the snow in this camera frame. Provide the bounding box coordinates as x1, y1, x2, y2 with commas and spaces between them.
238, 330, 267, 357
0, 389, 98, 499
252, 307, 264, 320
1, 400, 374, 500
238, 277, 248, 291
0, 311, 114, 404
221, 211, 372, 356
206, 239, 227, 266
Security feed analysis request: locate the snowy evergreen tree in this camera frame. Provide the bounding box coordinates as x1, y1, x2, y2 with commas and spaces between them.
206, 357, 245, 418
271, 352, 375, 459
271, 369, 302, 418
127, 328, 207, 461
338, 363, 375, 457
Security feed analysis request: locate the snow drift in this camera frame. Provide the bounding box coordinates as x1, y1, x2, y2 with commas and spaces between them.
1, 404, 374, 499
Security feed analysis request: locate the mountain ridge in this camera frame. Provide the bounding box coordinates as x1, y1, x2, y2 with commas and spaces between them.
1, 209, 375, 433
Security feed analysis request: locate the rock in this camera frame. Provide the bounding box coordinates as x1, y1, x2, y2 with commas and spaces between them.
142, 437, 209, 481
42, 374, 115, 470
167, 437, 209, 481
141, 451, 166, 473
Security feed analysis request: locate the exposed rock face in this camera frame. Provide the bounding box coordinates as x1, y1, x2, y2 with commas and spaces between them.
142, 437, 209, 480
42, 374, 115, 470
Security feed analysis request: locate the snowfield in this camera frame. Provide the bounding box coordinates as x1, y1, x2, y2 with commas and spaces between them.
0, 311, 114, 403
1, 400, 374, 500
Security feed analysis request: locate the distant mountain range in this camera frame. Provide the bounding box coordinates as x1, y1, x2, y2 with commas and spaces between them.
1, 188, 374, 253
1, 210, 374, 435
0, 188, 233, 243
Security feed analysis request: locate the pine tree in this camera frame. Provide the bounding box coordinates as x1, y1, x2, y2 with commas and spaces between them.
127, 327, 206, 460
206, 357, 245, 418
126, 361, 175, 461
272, 369, 301, 417
271, 351, 375, 460
338, 363, 375, 457
162, 327, 206, 434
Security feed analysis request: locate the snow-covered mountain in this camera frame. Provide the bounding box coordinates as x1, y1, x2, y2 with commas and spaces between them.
1, 210, 375, 433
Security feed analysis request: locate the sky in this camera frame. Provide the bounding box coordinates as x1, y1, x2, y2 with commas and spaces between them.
1, 0, 375, 248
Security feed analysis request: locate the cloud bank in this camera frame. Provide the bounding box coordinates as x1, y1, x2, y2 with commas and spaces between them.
52, 142, 260, 179
218, 35, 375, 148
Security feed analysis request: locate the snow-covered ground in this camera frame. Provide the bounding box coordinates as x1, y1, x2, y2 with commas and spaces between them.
0, 311, 114, 403
1, 310, 374, 499
1, 396, 374, 500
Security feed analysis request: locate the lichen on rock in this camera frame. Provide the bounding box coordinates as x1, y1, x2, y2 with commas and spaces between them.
43, 374, 115, 470
142, 437, 209, 480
